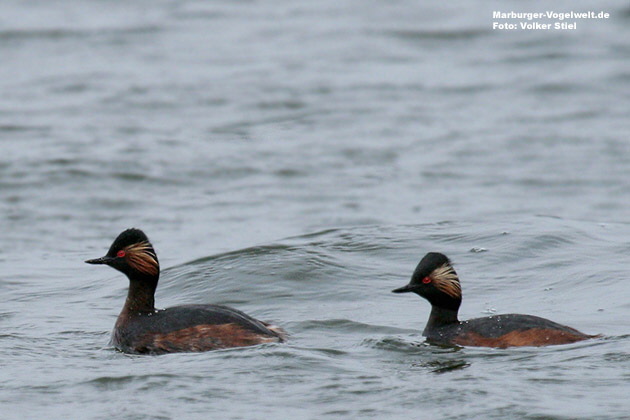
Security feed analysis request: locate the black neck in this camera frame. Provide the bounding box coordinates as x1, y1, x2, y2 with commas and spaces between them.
423, 305, 459, 335
122, 273, 158, 314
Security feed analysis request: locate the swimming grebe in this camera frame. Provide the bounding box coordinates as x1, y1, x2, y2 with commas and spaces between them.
392, 252, 596, 348
86, 228, 285, 354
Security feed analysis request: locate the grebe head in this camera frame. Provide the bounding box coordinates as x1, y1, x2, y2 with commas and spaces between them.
392, 252, 461, 311
85, 228, 159, 278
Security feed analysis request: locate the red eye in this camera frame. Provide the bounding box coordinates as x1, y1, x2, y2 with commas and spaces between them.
117, 250, 126, 258
422, 276, 432, 284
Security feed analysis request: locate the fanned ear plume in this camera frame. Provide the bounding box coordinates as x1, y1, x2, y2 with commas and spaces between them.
125, 241, 159, 276
430, 263, 461, 299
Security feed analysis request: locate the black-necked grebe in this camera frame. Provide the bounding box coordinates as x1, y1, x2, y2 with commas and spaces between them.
86, 228, 285, 354
392, 252, 596, 348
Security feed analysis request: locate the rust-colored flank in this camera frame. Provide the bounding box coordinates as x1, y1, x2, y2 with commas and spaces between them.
451, 328, 593, 348
140, 324, 282, 354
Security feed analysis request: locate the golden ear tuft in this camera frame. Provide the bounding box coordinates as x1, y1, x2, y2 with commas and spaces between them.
430, 263, 461, 299
124, 241, 159, 276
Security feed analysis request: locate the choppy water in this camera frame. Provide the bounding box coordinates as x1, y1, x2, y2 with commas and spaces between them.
1, 1, 629, 419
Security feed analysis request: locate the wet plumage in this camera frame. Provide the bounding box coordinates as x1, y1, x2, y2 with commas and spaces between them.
86, 228, 285, 355
392, 252, 596, 348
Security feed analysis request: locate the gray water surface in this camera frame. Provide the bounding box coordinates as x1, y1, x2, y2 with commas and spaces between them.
1, 1, 629, 419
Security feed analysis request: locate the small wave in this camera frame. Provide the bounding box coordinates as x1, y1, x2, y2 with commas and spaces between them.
0, 25, 161, 41
84, 373, 179, 390
0, 124, 51, 133
296, 319, 410, 335
361, 336, 427, 352
383, 28, 488, 41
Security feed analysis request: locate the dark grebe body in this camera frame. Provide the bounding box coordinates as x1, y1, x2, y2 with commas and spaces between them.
393, 252, 595, 348
87, 229, 284, 355
422, 313, 590, 348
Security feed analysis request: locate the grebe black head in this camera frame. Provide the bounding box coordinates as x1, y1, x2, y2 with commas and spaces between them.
392, 252, 596, 348
85, 228, 159, 278
85, 228, 285, 354
392, 252, 461, 312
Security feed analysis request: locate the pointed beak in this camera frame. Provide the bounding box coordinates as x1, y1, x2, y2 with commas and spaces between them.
85, 256, 114, 265
392, 283, 415, 293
